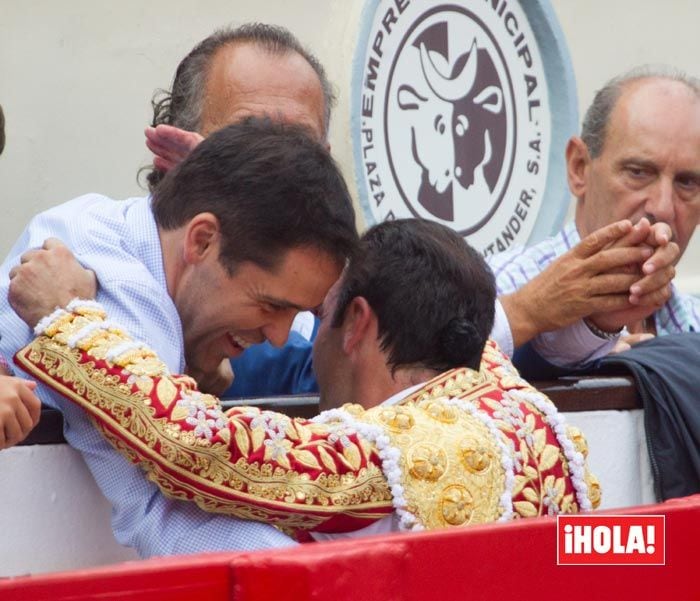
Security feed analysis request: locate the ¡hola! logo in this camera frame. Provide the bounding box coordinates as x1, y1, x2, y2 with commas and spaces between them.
557, 515, 666, 565
353, 0, 577, 256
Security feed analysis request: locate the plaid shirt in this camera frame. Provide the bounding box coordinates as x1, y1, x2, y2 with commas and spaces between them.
489, 221, 700, 335
0, 194, 295, 557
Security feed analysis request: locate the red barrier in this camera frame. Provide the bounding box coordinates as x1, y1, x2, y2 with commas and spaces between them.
2, 496, 696, 601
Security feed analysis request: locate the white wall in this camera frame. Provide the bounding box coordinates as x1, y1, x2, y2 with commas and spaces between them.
0, 409, 654, 577
1, 0, 698, 292
0, 444, 138, 576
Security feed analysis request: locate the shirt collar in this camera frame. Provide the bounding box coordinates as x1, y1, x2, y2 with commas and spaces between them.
381, 382, 425, 407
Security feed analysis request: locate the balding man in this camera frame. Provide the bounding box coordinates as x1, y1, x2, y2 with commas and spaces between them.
143, 23, 332, 189
492, 67, 696, 357
143, 24, 334, 394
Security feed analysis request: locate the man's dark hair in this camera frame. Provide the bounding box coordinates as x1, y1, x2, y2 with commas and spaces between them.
145, 23, 335, 192
152, 118, 357, 273
332, 219, 496, 372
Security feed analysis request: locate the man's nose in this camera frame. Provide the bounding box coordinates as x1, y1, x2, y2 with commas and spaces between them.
645, 179, 676, 224
262, 312, 296, 348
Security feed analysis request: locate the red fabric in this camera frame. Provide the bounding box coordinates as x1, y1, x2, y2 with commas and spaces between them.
2, 495, 695, 601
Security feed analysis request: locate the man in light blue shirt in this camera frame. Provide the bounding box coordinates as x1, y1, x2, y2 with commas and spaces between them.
0, 119, 358, 556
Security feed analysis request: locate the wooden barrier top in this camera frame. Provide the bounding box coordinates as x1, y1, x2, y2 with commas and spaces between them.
19, 375, 641, 446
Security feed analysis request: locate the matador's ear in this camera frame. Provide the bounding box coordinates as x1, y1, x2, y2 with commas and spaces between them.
342, 296, 374, 356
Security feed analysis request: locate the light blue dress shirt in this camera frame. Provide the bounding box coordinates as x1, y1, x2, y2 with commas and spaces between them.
0, 194, 295, 556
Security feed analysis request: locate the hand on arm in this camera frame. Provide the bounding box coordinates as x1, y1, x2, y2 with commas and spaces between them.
0, 375, 40, 450
145, 125, 204, 173
8, 238, 97, 328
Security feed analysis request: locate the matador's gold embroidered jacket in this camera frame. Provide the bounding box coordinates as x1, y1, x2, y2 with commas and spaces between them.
15, 301, 600, 535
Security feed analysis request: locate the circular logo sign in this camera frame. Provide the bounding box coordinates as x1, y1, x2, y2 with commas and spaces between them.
352, 0, 577, 256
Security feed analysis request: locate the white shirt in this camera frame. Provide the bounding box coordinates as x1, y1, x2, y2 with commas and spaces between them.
0, 194, 295, 556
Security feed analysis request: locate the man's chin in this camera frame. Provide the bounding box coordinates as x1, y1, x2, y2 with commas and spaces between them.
185, 358, 227, 380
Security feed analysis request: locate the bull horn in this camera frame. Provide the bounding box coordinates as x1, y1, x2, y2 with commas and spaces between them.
419, 39, 477, 101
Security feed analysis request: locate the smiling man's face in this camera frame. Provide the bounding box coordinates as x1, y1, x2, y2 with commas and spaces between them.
177, 243, 341, 375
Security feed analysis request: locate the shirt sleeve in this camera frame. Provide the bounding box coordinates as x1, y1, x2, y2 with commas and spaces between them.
529, 319, 617, 367
488, 299, 514, 358
684, 293, 700, 333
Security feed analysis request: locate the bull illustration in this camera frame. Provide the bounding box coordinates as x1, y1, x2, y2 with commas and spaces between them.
396, 22, 507, 221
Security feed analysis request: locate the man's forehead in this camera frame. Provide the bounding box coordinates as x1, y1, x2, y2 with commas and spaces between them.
612, 79, 700, 128
200, 41, 325, 138
603, 78, 700, 154
249, 246, 343, 306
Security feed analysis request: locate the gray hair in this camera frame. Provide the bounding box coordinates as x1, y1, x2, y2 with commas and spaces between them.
145, 23, 336, 191
581, 65, 700, 158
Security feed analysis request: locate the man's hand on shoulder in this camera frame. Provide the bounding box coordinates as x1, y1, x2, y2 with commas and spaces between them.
145, 125, 204, 173
0, 375, 40, 450
9, 238, 97, 328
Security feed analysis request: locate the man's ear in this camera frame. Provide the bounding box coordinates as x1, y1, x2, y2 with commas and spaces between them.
183, 213, 220, 265
341, 297, 375, 356
566, 136, 591, 200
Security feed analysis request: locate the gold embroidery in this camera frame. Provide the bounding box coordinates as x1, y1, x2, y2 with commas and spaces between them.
17, 339, 392, 530
407, 444, 447, 482
17, 307, 601, 533
460, 441, 493, 474
361, 397, 505, 528
440, 485, 474, 526
378, 407, 415, 431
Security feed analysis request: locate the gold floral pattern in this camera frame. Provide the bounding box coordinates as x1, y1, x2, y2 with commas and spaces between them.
377, 407, 415, 431
460, 441, 493, 474
16, 305, 600, 536
407, 443, 448, 481
441, 485, 474, 526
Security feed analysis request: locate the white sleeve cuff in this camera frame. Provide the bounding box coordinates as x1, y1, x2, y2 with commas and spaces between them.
489, 299, 514, 358
530, 319, 618, 367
